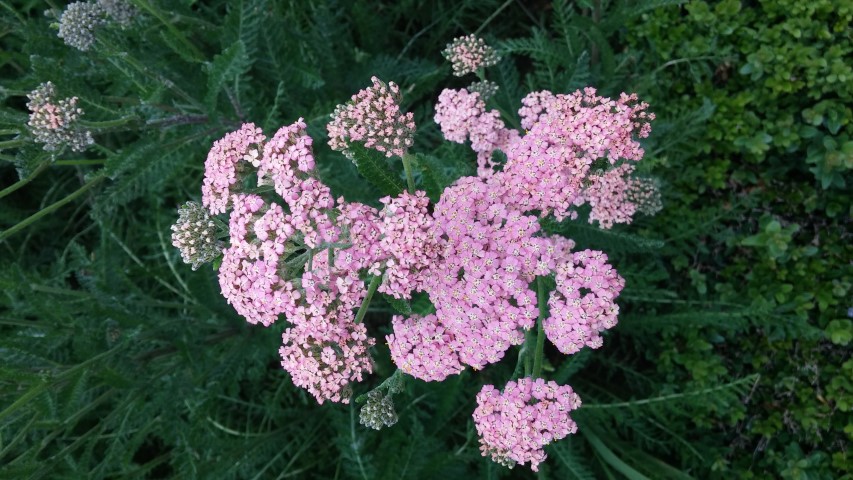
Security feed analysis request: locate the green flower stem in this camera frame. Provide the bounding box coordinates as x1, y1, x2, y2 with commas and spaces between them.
79, 115, 139, 130
54, 159, 105, 166
0, 161, 49, 200
354, 275, 382, 324
532, 277, 547, 379
0, 172, 106, 242
0, 129, 21, 136
401, 153, 416, 193
0, 139, 26, 150
523, 329, 534, 377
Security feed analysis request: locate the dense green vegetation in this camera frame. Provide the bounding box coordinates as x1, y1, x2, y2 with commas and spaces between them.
1, 1, 848, 478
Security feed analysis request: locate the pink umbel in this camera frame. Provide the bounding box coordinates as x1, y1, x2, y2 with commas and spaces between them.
327, 76, 416, 159
434, 88, 518, 176
473, 378, 581, 471
387, 314, 464, 382
201, 123, 266, 215
544, 249, 625, 355
375, 191, 443, 299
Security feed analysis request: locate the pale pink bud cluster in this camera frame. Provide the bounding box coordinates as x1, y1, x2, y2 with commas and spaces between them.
327, 76, 416, 159
387, 314, 464, 382
26, 82, 93, 152
434, 88, 518, 176
442, 34, 501, 76
473, 378, 581, 471
170, 201, 223, 270
545, 249, 624, 354
375, 191, 442, 299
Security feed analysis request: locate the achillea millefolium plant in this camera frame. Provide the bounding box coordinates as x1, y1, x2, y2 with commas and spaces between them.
171, 36, 661, 471
3, 1, 823, 478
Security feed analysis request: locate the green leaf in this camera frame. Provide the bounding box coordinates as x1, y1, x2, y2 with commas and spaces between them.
205, 40, 250, 112
825, 319, 852, 346
381, 293, 412, 316
348, 143, 405, 196
581, 429, 651, 480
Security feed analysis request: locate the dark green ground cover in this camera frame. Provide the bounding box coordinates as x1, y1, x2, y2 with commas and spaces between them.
0, 1, 848, 478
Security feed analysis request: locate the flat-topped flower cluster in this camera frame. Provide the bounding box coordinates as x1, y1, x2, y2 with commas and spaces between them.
173, 35, 657, 471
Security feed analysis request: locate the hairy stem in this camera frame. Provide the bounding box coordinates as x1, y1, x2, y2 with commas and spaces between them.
79, 115, 139, 130
54, 159, 105, 166
354, 275, 382, 324
401, 153, 416, 193
0, 172, 106, 242
0, 161, 49, 200
532, 277, 547, 378
0, 139, 26, 150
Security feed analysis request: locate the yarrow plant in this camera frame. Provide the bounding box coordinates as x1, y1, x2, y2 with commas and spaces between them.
26, 81, 93, 152
172, 34, 659, 470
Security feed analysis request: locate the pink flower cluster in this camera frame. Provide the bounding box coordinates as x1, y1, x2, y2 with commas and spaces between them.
418, 174, 574, 370
545, 249, 625, 355
26, 82, 93, 152
178, 74, 657, 469
502, 88, 654, 221
375, 191, 442, 299
442, 34, 501, 76
387, 314, 464, 382
196, 120, 384, 403
581, 163, 638, 229
327, 76, 416, 159
473, 378, 581, 471
201, 123, 266, 215
434, 88, 518, 176
576, 164, 664, 229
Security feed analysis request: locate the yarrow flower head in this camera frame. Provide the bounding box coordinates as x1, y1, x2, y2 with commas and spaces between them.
473, 378, 581, 471
26, 82, 94, 152
280, 320, 374, 404
544, 249, 624, 354
57, 2, 106, 51
434, 88, 518, 176
327, 76, 416, 160
359, 390, 398, 430
387, 314, 464, 382
442, 34, 501, 76
201, 123, 266, 215
170, 201, 223, 270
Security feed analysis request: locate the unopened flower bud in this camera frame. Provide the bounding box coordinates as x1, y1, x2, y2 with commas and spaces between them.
57, 2, 106, 51
26, 82, 94, 152
467, 80, 499, 101
171, 201, 224, 270
359, 390, 398, 430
